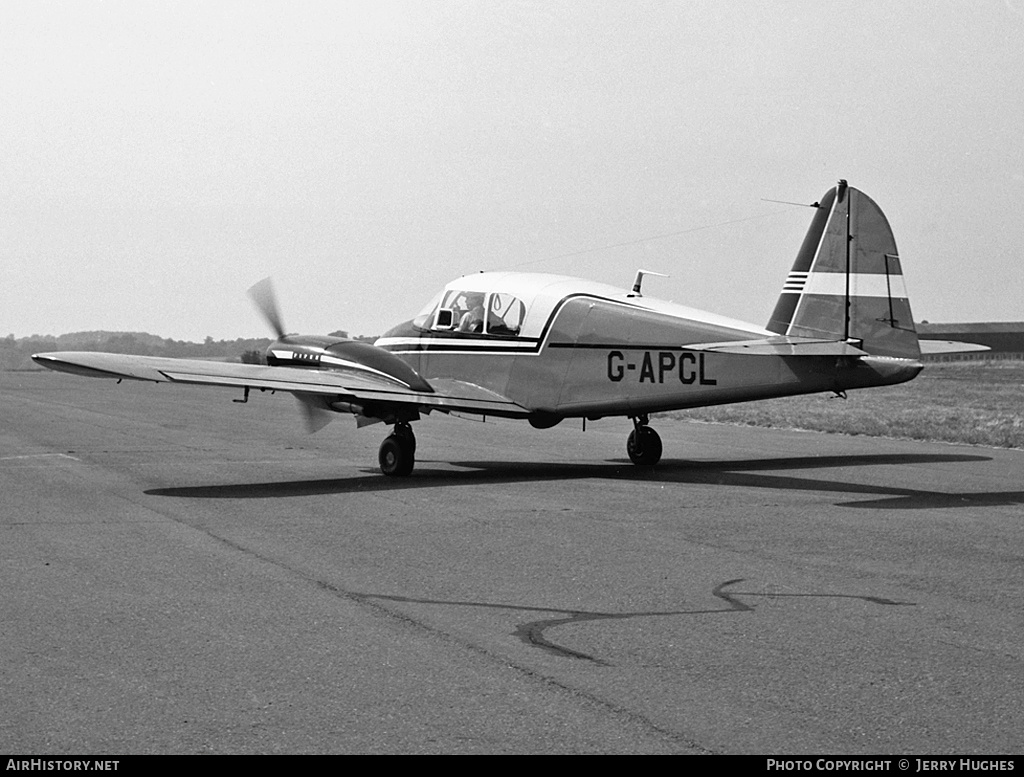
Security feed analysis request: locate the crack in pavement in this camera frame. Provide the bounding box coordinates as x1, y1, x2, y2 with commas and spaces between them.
353, 579, 914, 665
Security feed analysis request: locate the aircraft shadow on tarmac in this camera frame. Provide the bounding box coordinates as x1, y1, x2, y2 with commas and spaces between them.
345, 578, 915, 665
142, 452, 1024, 510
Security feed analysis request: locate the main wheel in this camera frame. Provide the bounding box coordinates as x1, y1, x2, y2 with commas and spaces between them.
393, 422, 416, 456
379, 433, 415, 476
626, 426, 663, 466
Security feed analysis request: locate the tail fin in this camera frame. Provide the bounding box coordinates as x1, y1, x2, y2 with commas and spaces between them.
767, 181, 921, 359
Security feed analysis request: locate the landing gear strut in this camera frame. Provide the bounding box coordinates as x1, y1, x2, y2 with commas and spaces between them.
626, 414, 662, 466
379, 422, 416, 477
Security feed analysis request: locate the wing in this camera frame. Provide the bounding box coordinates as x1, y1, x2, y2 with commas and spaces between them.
31, 351, 529, 420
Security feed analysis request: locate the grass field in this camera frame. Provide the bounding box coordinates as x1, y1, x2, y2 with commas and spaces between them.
666, 360, 1024, 450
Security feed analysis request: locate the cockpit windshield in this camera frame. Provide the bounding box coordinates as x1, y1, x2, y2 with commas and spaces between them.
413, 288, 525, 337
411, 291, 444, 330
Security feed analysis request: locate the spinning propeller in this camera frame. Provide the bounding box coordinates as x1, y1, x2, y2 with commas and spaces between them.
247, 276, 287, 340
247, 277, 334, 434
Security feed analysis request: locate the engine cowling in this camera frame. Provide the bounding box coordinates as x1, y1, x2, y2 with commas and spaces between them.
265, 335, 433, 392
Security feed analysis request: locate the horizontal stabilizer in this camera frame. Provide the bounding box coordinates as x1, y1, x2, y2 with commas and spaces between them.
918, 340, 990, 355
683, 337, 869, 357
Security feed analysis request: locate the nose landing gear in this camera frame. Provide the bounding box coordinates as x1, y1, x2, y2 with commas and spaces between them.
379, 422, 416, 476
626, 415, 662, 466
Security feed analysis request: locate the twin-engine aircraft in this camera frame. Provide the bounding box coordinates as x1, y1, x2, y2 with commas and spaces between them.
34, 181, 983, 476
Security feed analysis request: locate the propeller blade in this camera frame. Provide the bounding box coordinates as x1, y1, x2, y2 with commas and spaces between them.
247, 277, 287, 339
294, 393, 334, 434
249, 279, 331, 433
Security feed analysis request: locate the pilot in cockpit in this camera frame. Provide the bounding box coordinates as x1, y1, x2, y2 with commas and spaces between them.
457, 292, 486, 333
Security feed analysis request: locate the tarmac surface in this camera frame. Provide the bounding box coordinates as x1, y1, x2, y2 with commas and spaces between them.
2, 370, 1022, 754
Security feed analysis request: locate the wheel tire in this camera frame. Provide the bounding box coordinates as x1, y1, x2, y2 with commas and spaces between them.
627, 426, 663, 466
394, 423, 416, 456
379, 434, 415, 476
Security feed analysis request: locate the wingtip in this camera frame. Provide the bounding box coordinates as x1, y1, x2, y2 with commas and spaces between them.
27, 352, 127, 379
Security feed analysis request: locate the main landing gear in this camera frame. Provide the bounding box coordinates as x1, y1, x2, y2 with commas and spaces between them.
626, 415, 662, 466
379, 422, 416, 477
378, 417, 662, 474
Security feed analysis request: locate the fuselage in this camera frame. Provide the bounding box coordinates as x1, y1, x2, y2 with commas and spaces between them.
373, 272, 921, 420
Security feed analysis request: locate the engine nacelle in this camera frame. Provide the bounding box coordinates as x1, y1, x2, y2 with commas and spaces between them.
266, 335, 433, 392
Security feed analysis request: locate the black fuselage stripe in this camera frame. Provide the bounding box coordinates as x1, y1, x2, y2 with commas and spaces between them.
384, 293, 657, 355
381, 342, 695, 354
546, 343, 691, 351
382, 293, 757, 357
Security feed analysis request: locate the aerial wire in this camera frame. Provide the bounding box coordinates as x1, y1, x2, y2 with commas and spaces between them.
497, 202, 811, 271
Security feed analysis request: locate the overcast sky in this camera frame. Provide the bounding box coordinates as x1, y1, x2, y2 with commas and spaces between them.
2, 0, 1022, 341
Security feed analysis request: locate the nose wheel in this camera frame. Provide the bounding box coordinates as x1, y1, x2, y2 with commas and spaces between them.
626, 416, 662, 466
379, 422, 416, 476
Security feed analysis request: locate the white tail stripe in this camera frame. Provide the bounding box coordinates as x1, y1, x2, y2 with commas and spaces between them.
781, 272, 908, 299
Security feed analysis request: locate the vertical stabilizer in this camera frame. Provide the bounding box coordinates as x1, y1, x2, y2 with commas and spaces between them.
767, 181, 920, 359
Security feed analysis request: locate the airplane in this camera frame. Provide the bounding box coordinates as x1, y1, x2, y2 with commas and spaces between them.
33, 180, 985, 477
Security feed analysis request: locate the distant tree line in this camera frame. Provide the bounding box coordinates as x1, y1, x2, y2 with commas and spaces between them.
1, 331, 380, 371
0, 332, 274, 371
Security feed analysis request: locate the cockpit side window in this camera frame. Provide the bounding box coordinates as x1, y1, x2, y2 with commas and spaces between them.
485, 293, 524, 336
